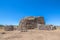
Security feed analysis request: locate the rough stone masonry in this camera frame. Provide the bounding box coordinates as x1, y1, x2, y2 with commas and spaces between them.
18, 16, 56, 32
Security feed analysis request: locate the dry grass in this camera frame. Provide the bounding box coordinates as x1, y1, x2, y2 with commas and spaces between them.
0, 29, 5, 32
0, 29, 60, 40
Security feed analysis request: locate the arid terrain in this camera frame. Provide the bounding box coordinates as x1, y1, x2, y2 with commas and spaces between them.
0, 29, 60, 40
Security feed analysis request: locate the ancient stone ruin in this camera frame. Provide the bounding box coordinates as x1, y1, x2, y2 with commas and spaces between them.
18, 16, 56, 32
19, 16, 46, 31
0, 16, 57, 32
4, 25, 14, 31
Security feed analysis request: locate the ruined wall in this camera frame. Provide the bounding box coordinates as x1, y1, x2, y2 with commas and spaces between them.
19, 16, 56, 31
36, 17, 45, 24
19, 16, 45, 31
18, 19, 28, 32
4, 25, 14, 31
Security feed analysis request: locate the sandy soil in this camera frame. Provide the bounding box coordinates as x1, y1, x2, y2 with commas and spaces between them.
0, 29, 60, 40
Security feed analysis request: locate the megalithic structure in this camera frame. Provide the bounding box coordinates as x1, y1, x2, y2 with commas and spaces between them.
18, 16, 45, 32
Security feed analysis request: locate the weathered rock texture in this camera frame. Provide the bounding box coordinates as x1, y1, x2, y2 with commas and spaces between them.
19, 16, 45, 31
19, 16, 56, 32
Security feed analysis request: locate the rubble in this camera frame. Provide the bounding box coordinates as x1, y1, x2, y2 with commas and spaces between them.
4, 25, 14, 31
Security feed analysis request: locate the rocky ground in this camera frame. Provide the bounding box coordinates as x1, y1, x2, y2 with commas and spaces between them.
0, 29, 60, 40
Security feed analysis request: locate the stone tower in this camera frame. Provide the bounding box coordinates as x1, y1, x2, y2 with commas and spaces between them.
18, 16, 45, 32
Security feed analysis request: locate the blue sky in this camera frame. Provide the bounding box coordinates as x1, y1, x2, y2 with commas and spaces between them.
0, 0, 60, 25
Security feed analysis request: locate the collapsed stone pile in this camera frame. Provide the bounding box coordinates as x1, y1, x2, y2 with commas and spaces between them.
4, 25, 14, 31
37, 24, 56, 30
